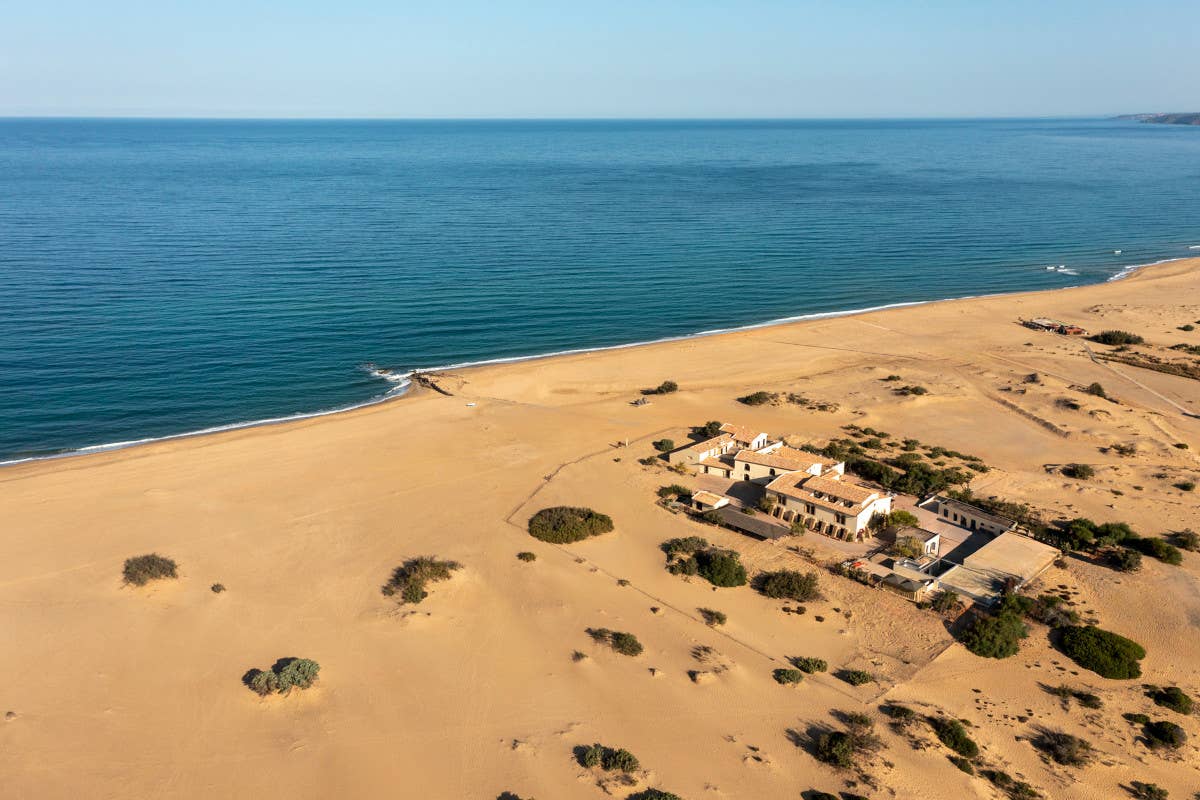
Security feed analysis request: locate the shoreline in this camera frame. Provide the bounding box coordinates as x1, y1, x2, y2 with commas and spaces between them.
2, 255, 1195, 471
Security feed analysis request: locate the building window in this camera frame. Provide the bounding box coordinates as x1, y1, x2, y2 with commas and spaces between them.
769, 468, 776, 476
836, 513, 846, 525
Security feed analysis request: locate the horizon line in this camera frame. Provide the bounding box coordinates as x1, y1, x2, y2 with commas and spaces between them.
0, 113, 1137, 123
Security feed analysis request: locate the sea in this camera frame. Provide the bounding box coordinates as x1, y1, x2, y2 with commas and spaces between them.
2, 117, 1199, 463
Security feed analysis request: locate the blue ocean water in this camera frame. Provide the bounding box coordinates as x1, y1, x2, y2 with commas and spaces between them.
2, 118, 1198, 462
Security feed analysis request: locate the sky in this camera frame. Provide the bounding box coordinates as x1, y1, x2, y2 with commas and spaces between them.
1, 0, 1196, 118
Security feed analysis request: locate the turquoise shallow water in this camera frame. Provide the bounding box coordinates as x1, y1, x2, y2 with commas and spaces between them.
1, 118, 1198, 461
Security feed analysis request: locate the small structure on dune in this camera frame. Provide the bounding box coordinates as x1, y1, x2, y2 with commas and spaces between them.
689, 490, 729, 512
1020, 317, 1088, 336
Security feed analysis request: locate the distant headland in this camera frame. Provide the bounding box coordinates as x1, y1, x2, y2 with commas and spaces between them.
1117, 112, 1200, 125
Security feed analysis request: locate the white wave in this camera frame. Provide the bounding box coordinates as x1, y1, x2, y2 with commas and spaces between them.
0, 368, 412, 468
7, 254, 1197, 469
1190, 245, 1200, 250
1106, 257, 1187, 282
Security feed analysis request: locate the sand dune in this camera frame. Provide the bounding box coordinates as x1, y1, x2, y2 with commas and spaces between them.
2, 260, 1199, 799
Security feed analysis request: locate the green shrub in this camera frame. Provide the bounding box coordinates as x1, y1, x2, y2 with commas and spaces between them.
210, 582, 226, 593
838, 669, 873, 686
737, 391, 774, 406
773, 668, 804, 685
754, 570, 820, 601
1172, 529, 1199, 551
1123, 712, 1150, 725
1130, 537, 1183, 565
652, 438, 675, 452
695, 420, 723, 438
602, 747, 639, 772
1144, 720, 1187, 749
931, 590, 960, 614
1059, 625, 1145, 679
1129, 782, 1169, 800
246, 658, 321, 696
893, 384, 929, 396
528, 506, 614, 544
516, 551, 537, 562
880, 703, 916, 723
791, 656, 828, 674
981, 769, 1040, 799
587, 628, 644, 657
645, 380, 678, 395
698, 607, 726, 626
1032, 728, 1092, 766
657, 484, 690, 499
1106, 547, 1143, 572
1149, 686, 1194, 715
949, 755, 974, 774
1174, 480, 1195, 492
122, 553, 178, 586
1062, 463, 1095, 480
814, 730, 856, 768
929, 716, 978, 758
958, 610, 1028, 659
694, 549, 748, 587
1091, 330, 1144, 346
627, 791, 682, 800
1084, 382, 1108, 398
382, 556, 461, 604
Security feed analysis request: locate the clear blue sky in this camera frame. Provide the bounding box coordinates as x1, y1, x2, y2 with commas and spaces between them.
1, 0, 1195, 118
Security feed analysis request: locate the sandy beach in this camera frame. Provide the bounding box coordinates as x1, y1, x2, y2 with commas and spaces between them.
2, 259, 1198, 799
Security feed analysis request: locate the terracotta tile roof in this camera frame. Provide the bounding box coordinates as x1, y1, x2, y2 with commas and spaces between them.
734, 446, 826, 473
765, 473, 880, 510
698, 457, 733, 471
719, 423, 767, 443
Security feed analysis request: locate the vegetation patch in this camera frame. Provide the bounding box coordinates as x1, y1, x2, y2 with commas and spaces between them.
382, 556, 461, 604
1090, 330, 1145, 346
812, 712, 882, 771
652, 438, 675, 452
1031, 728, 1093, 766
1148, 685, 1194, 715
528, 506, 614, 544
1059, 625, 1145, 679
790, 656, 828, 674
928, 716, 978, 759
837, 669, 874, 686
958, 607, 1028, 659
627, 791, 682, 800
697, 607, 726, 626
657, 483, 690, 499
1128, 782, 1169, 800
586, 628, 644, 657
981, 769, 1041, 800
1143, 719, 1187, 749
660, 537, 747, 587
516, 551, 537, 562
753, 569, 820, 602
643, 380, 678, 395
245, 657, 321, 696
577, 742, 640, 772
773, 668, 804, 685
892, 384, 929, 396
122, 553, 178, 586
1062, 463, 1095, 480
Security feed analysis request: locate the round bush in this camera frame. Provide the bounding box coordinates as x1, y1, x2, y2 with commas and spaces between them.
695, 549, 747, 587
754, 569, 820, 601
528, 506, 614, 544
1144, 719, 1187, 749
773, 668, 804, 685
958, 611, 1027, 659
122, 553, 178, 586
1059, 625, 1145, 679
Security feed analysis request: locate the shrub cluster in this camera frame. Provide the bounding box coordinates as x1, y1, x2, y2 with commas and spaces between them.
928, 716, 978, 759
790, 656, 828, 674
753, 569, 820, 602
837, 669, 874, 686
1059, 625, 1145, 679
382, 556, 462, 604
1062, 463, 1095, 480
657, 484, 690, 499
892, 384, 929, 396
1148, 685, 1194, 715
122, 553, 178, 586
245, 657, 321, 696
1144, 719, 1187, 749
516, 551, 537, 562
698, 607, 727, 626
627, 791, 682, 800
586, 628, 644, 657
694, 420, 723, 438
643, 380, 678, 395
528, 506, 614, 544
1031, 728, 1093, 766
981, 769, 1041, 800
652, 438, 675, 452
773, 668, 804, 685
579, 743, 640, 772
737, 391, 774, 406
1090, 330, 1144, 346
958, 607, 1028, 659
813, 712, 881, 769
661, 537, 747, 587
1129, 782, 1169, 800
